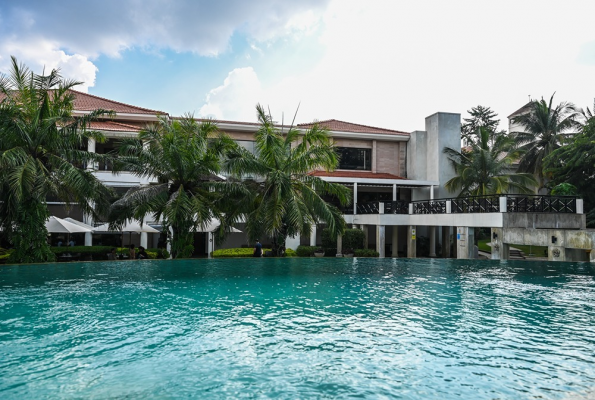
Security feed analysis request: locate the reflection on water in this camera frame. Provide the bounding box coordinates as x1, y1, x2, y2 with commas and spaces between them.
1, 258, 594, 399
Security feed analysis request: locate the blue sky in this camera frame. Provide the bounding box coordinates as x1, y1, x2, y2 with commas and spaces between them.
1, 0, 594, 132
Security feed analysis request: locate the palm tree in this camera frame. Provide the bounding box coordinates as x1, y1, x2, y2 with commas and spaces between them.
511, 94, 581, 191
443, 127, 537, 196
0, 56, 113, 263
111, 115, 241, 258
223, 104, 352, 256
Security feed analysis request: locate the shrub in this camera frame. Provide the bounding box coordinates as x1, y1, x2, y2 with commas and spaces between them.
343, 228, 365, 250
0, 247, 12, 263
285, 248, 297, 257
354, 249, 379, 257
321, 228, 336, 248
213, 248, 271, 258
296, 245, 318, 257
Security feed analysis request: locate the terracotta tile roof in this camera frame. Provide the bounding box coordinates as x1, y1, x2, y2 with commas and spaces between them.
298, 119, 409, 136
0, 90, 165, 115
87, 121, 141, 132
71, 90, 166, 115
309, 170, 406, 180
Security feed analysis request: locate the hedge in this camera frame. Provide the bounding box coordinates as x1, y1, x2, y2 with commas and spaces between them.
212, 248, 296, 258
51, 246, 165, 260
354, 248, 379, 257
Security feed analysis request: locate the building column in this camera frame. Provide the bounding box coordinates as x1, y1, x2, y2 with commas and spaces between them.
391, 226, 398, 257
490, 228, 503, 260
353, 183, 358, 215
407, 226, 416, 258
361, 224, 368, 249
372, 140, 377, 173
207, 232, 214, 259
336, 234, 342, 257
457, 227, 475, 259
393, 184, 397, 201
83, 200, 94, 246
310, 226, 317, 247
441, 226, 451, 258
429, 227, 436, 257
376, 225, 385, 258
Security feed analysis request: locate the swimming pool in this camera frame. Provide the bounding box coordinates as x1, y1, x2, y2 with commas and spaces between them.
1, 258, 594, 399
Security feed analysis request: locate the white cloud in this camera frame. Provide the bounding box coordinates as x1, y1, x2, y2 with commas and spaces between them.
0, 40, 97, 92
199, 67, 264, 122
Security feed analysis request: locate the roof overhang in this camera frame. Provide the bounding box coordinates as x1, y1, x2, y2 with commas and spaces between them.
317, 176, 439, 186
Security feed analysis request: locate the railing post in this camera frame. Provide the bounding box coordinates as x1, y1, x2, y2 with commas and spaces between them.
379, 202, 385, 214
499, 196, 507, 213
446, 200, 452, 214
409, 203, 413, 214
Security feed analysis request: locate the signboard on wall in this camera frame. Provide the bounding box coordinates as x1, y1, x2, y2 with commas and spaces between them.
411, 228, 416, 240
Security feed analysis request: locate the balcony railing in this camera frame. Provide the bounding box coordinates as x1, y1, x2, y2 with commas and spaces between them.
350, 195, 580, 215
452, 195, 500, 213
506, 195, 577, 213
412, 200, 447, 214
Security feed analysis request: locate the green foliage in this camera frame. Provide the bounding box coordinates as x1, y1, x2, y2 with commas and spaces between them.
0, 56, 113, 264
212, 247, 271, 258
461, 105, 507, 146
342, 228, 365, 251
223, 104, 351, 256
550, 183, 577, 196
546, 117, 595, 226
354, 249, 379, 257
285, 248, 297, 257
296, 245, 318, 257
512, 94, 581, 190
111, 115, 241, 259
321, 228, 337, 248
444, 127, 537, 196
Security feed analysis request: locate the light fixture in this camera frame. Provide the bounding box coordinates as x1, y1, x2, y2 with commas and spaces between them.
551, 236, 557, 244
492, 232, 498, 239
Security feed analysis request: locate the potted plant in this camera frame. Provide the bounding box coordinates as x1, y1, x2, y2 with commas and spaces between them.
314, 247, 325, 257
343, 248, 354, 258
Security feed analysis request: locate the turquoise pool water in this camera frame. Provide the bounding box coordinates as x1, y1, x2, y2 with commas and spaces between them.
0, 258, 594, 399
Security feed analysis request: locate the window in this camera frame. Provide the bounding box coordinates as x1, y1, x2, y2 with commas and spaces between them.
236, 140, 256, 155
337, 147, 371, 170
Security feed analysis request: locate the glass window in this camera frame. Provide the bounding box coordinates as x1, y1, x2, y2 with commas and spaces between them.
236, 140, 256, 155
337, 147, 371, 170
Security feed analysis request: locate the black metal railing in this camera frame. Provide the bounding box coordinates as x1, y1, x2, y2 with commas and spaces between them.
383, 200, 409, 214
452, 195, 500, 213
356, 202, 380, 214
506, 195, 577, 213
412, 200, 447, 214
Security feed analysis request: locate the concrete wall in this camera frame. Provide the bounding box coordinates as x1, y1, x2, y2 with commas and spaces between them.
503, 213, 586, 230
424, 112, 461, 200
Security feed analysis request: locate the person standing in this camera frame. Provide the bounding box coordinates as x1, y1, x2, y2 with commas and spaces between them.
129, 244, 136, 260
253, 239, 263, 257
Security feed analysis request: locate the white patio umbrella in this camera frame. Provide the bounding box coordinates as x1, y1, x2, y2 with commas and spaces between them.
195, 218, 242, 233
94, 220, 159, 247
63, 217, 95, 231
46, 216, 93, 234
46, 216, 93, 246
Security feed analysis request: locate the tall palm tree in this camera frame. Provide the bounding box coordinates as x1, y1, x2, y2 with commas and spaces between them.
0, 56, 113, 263
511, 94, 581, 191
112, 115, 241, 258
443, 127, 537, 196
224, 104, 352, 256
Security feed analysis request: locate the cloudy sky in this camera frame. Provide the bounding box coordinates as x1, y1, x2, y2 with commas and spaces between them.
1, 0, 594, 132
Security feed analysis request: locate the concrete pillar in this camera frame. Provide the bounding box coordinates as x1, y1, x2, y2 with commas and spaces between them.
499, 196, 507, 213
167, 227, 173, 255
286, 235, 300, 250
84, 232, 93, 246
361, 224, 369, 249
429, 226, 436, 257
140, 232, 148, 248
310, 226, 317, 247
457, 227, 475, 259
430, 185, 434, 200
207, 232, 214, 259
376, 225, 386, 258
391, 226, 398, 257
501, 243, 510, 260
336, 234, 343, 257
353, 183, 358, 215
548, 246, 566, 262
393, 184, 397, 201
441, 226, 451, 258
407, 226, 416, 258
490, 228, 503, 260
589, 250, 595, 263
87, 138, 96, 171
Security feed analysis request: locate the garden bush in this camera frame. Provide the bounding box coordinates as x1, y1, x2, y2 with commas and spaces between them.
296, 245, 318, 257
354, 249, 379, 257
343, 229, 366, 251
213, 247, 296, 258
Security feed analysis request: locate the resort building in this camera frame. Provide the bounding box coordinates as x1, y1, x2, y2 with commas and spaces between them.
47, 92, 589, 261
